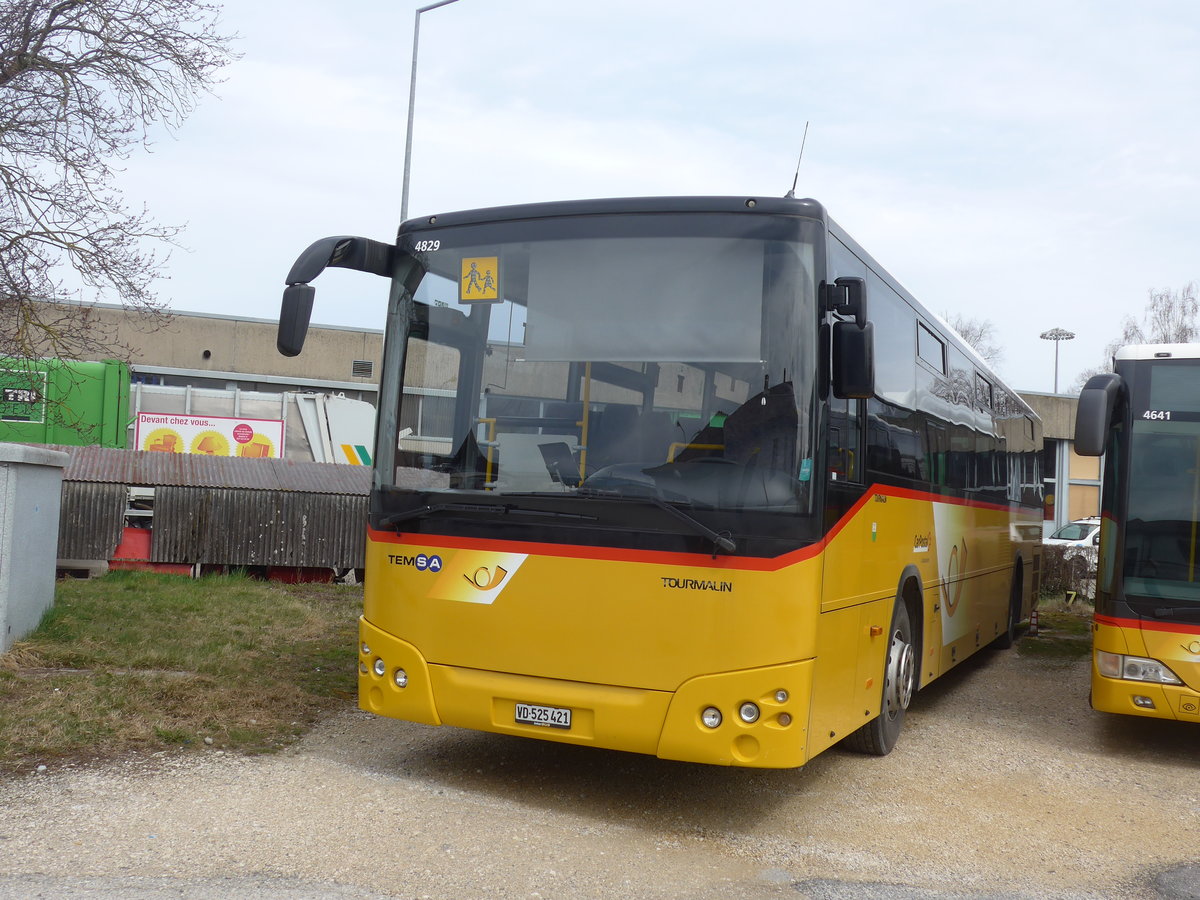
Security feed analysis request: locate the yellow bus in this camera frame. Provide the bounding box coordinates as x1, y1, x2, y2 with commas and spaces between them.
1076, 344, 1200, 721
278, 196, 1043, 767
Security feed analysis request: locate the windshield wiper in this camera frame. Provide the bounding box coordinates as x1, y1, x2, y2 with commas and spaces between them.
575, 487, 736, 555
382, 502, 494, 527
382, 501, 594, 527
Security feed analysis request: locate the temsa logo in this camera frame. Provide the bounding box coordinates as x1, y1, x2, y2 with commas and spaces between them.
387, 553, 442, 572
1182, 640, 1200, 655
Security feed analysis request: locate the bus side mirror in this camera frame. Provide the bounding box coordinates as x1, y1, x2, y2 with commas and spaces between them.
1074, 372, 1123, 456
832, 320, 874, 399
277, 235, 395, 357
278, 284, 315, 357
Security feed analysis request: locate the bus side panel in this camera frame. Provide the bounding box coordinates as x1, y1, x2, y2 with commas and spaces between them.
813, 490, 939, 751
807, 599, 893, 759
814, 488, 1026, 750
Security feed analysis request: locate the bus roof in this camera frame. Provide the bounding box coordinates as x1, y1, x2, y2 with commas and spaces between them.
1115, 343, 1200, 361
397, 195, 828, 233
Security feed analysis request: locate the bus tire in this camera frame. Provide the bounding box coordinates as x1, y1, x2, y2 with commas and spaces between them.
992, 563, 1023, 650
844, 599, 915, 756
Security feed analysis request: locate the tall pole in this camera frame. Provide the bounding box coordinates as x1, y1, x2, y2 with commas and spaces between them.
401, 0, 461, 222
1039, 327, 1076, 394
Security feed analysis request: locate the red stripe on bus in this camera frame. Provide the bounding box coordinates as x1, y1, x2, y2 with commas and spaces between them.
1094, 613, 1200, 636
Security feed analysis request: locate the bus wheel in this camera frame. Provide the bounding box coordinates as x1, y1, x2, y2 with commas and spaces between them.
992, 566, 1023, 650
844, 601, 915, 756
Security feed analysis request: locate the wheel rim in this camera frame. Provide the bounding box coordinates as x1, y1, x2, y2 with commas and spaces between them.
884, 629, 915, 719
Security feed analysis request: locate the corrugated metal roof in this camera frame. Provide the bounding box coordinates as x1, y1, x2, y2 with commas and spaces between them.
49, 445, 372, 495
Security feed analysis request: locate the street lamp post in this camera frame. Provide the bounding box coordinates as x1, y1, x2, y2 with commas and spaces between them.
400, 0, 462, 222
1040, 327, 1075, 394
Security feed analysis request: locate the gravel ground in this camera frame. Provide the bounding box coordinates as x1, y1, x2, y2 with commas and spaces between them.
1, 641, 1197, 900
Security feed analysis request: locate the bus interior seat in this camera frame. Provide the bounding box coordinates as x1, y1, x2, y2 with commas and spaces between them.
586, 405, 641, 470
639, 410, 676, 463
723, 383, 798, 471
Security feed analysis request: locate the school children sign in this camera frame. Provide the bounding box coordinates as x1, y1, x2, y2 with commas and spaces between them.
134, 413, 284, 458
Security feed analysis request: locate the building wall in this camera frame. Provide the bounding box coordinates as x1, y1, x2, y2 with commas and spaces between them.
1019, 390, 1100, 535
89, 304, 383, 395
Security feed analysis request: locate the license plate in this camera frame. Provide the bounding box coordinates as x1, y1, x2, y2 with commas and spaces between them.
515, 702, 572, 730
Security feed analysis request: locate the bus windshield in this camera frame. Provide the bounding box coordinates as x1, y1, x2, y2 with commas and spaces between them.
1123, 358, 1200, 608
389, 212, 820, 516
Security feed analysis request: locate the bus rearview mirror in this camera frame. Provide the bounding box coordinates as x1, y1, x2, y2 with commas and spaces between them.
832, 320, 874, 399
1074, 373, 1123, 456
278, 284, 315, 357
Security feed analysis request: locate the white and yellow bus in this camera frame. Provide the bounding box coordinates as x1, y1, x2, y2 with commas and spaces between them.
1076, 344, 1200, 721
278, 196, 1043, 767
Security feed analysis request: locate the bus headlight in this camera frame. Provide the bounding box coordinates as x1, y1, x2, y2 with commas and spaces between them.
1096, 650, 1183, 685
701, 707, 722, 729
394, 669, 409, 688
373, 658, 387, 677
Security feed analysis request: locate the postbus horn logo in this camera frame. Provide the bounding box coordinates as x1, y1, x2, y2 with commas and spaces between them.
465, 565, 509, 591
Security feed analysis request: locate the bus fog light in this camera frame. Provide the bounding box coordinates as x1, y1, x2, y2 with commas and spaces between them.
1133, 695, 1156, 709
775, 690, 788, 703
394, 668, 409, 688
739, 702, 760, 723
373, 658, 386, 677
701, 707, 722, 729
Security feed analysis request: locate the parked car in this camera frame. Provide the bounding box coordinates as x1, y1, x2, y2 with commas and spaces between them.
1045, 516, 1100, 585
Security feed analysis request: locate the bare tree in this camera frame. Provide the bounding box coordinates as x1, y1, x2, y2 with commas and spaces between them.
942, 312, 1004, 368
0, 0, 235, 366
1071, 282, 1199, 391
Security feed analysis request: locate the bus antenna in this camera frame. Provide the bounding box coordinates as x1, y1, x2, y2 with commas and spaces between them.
784, 122, 810, 199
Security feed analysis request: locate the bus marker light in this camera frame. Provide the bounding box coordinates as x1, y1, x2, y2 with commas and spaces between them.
1096, 650, 1122, 679
394, 669, 409, 688
373, 658, 387, 677
701, 707, 722, 729
778, 713, 792, 727
739, 702, 760, 723
775, 690, 788, 703
361, 643, 371, 656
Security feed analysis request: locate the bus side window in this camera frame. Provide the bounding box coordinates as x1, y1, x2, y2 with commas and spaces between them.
829, 396, 862, 482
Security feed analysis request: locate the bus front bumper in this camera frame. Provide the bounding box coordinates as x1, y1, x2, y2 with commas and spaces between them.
358, 616, 814, 768
1091, 666, 1200, 720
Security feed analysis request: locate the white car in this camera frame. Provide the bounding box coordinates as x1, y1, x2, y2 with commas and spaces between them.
1045, 517, 1100, 581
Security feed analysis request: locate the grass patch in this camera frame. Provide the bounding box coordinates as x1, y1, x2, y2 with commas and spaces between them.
1020, 602, 1094, 660
0, 570, 361, 773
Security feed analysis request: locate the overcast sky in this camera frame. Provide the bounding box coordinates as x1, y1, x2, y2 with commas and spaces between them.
118, 0, 1200, 395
